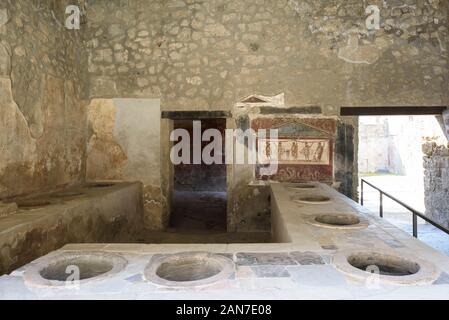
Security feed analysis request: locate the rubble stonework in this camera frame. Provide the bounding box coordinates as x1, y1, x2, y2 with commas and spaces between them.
423, 142, 449, 228
0, 0, 88, 199
85, 0, 448, 110
0, 0, 448, 232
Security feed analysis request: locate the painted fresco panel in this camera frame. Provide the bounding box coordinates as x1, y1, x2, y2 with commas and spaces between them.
252, 117, 337, 182
258, 138, 331, 165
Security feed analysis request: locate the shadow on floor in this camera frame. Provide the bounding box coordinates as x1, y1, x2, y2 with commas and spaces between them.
169, 190, 227, 232
133, 230, 272, 244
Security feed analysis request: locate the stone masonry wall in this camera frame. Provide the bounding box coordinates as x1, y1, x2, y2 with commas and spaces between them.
85, 0, 448, 110
84, 0, 448, 230
1, 1, 448, 231
0, 0, 88, 199
423, 142, 449, 228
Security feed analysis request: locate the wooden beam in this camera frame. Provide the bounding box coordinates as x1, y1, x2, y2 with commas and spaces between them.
340, 106, 447, 116
161, 111, 232, 120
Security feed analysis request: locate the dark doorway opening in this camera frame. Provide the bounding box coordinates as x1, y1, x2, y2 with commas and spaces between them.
170, 118, 227, 232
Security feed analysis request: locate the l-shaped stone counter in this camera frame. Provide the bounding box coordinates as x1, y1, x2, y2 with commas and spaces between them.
1, 182, 449, 299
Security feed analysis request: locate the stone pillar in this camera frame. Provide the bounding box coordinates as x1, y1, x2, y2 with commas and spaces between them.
423, 142, 449, 228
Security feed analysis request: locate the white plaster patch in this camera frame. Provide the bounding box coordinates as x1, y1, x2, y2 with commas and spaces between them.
337, 34, 379, 65
113, 99, 161, 186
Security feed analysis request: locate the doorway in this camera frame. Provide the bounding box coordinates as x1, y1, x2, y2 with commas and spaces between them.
170, 118, 227, 232
358, 115, 449, 255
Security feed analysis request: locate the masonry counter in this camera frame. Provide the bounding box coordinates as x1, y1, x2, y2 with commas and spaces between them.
1, 183, 449, 299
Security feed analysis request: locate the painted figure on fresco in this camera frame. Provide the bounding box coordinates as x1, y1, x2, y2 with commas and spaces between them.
278, 142, 284, 159
291, 141, 299, 159
265, 141, 271, 159
258, 138, 330, 165
314, 142, 325, 162
301, 142, 312, 161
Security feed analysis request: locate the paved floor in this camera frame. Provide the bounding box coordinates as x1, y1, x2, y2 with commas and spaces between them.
169, 190, 227, 231
360, 175, 449, 256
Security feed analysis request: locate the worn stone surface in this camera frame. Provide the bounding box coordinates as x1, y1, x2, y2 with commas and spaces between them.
384, 239, 405, 249
0, 202, 17, 218
235, 252, 297, 266
250, 265, 291, 278
433, 272, 449, 285
0, 182, 143, 276
231, 185, 271, 232
290, 251, 326, 265
287, 265, 348, 287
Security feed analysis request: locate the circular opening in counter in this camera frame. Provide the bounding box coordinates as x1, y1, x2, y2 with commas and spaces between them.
157, 257, 222, 282
24, 252, 128, 287
145, 253, 235, 287
17, 200, 52, 209
332, 250, 440, 285
295, 196, 332, 204
305, 213, 368, 230
40, 257, 114, 281
315, 214, 360, 226
347, 252, 420, 276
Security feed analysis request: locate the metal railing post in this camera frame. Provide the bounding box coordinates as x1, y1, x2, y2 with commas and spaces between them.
379, 192, 383, 218
413, 213, 418, 238
361, 180, 364, 206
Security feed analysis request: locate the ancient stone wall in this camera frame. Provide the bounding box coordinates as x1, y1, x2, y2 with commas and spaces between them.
83, 0, 448, 231
423, 142, 449, 228
0, 0, 88, 199
1, 0, 448, 232
85, 0, 448, 110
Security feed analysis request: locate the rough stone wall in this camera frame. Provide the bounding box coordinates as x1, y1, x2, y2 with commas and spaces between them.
85, 0, 448, 110
423, 142, 449, 228
2, 0, 447, 232
83, 0, 448, 232
0, 0, 88, 199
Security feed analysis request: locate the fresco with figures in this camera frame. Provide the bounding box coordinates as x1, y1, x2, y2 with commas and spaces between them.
252, 118, 336, 182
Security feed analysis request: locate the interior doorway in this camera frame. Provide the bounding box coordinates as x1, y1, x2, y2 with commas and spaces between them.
170, 118, 227, 232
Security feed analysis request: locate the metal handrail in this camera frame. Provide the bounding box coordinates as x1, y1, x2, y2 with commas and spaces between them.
360, 179, 449, 238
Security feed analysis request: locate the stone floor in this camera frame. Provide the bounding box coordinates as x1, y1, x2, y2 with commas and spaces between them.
169, 191, 227, 231
361, 175, 449, 256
